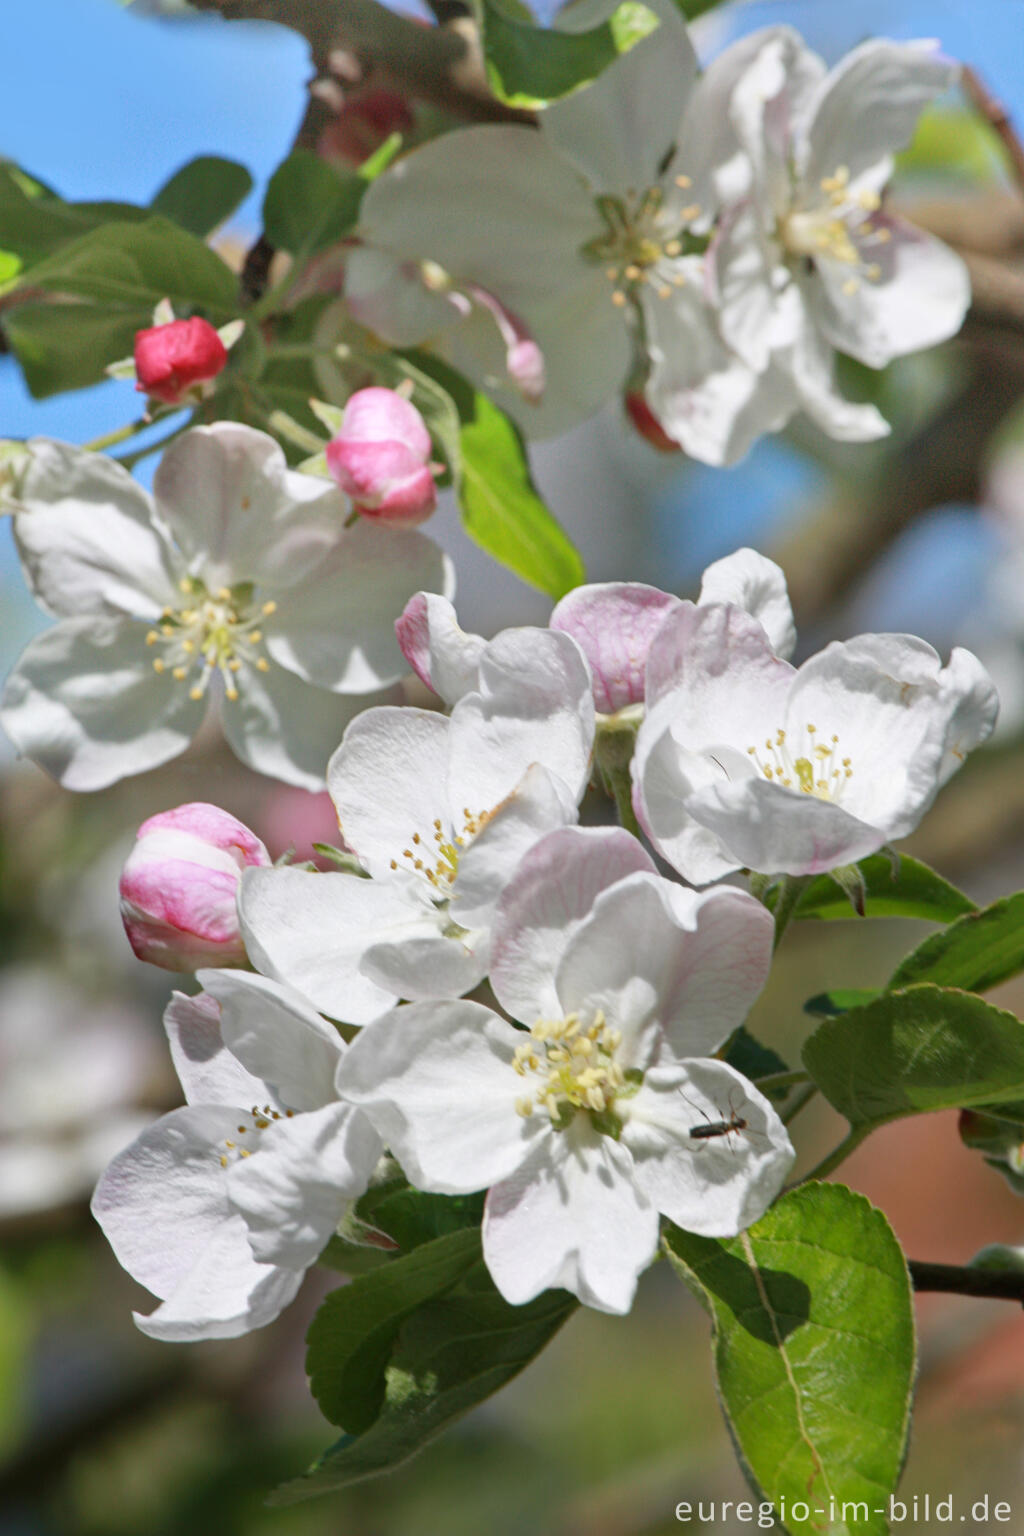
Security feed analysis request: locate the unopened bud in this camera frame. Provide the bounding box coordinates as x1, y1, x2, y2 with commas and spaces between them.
317, 89, 414, 167
119, 803, 270, 971
134, 317, 228, 406
624, 391, 682, 453
325, 387, 439, 527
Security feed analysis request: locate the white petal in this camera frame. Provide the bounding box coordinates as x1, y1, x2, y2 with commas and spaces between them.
549, 582, 681, 714
490, 826, 656, 1024
448, 628, 595, 811
623, 1060, 793, 1236
698, 547, 796, 659
555, 875, 773, 1062
630, 702, 740, 885
359, 928, 487, 1005
220, 661, 397, 792
483, 1120, 657, 1314
13, 439, 178, 620
134, 1219, 303, 1341
164, 990, 270, 1108
449, 762, 579, 932
329, 706, 450, 878
780, 315, 889, 442
938, 647, 999, 784
238, 864, 407, 1023
343, 248, 464, 348
800, 39, 959, 189
266, 520, 454, 693
542, 1, 698, 197
197, 969, 345, 1112
809, 217, 969, 369
685, 774, 885, 876
91, 1104, 248, 1300
153, 423, 349, 592
228, 1101, 382, 1269
395, 592, 486, 707
337, 1000, 537, 1192
644, 599, 794, 734
1, 615, 202, 790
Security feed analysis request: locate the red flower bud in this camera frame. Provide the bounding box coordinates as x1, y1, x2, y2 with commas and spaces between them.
325, 387, 439, 528
624, 392, 682, 453
134, 317, 228, 406
318, 89, 415, 167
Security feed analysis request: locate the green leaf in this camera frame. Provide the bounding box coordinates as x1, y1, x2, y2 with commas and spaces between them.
262, 151, 365, 257
803, 985, 1024, 1131
779, 854, 976, 924
888, 891, 1024, 995
274, 1275, 576, 1503
665, 1184, 914, 1536
307, 1227, 483, 1435
4, 302, 142, 398
478, 0, 659, 109
0, 161, 143, 267
803, 989, 882, 1018
361, 1187, 486, 1252
151, 155, 253, 237
18, 215, 238, 318
722, 1026, 788, 1088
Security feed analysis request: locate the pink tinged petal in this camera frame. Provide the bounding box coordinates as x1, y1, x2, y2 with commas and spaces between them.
327, 442, 437, 527
198, 969, 345, 1112
163, 991, 270, 1109
809, 216, 970, 369
265, 518, 453, 693
13, 440, 179, 621
395, 593, 486, 707
800, 39, 960, 190
643, 600, 794, 733
0, 614, 204, 791
448, 628, 595, 812
337, 387, 432, 459
549, 583, 681, 713
483, 1120, 658, 1314
153, 422, 348, 593
622, 1061, 794, 1237
697, 548, 796, 660
136, 803, 270, 866
237, 865, 403, 1025
449, 762, 581, 933
337, 1000, 537, 1193
541, 2, 699, 198
228, 1101, 383, 1270
489, 826, 656, 1024
329, 706, 451, 878
555, 875, 773, 1063
220, 662, 399, 794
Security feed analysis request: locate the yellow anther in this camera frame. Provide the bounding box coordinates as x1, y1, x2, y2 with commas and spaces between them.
664, 239, 682, 257
256, 658, 270, 672
152, 658, 165, 673
146, 630, 159, 645
262, 600, 277, 616
189, 685, 204, 700
611, 291, 627, 307
680, 204, 701, 222
675, 174, 692, 188
173, 666, 188, 681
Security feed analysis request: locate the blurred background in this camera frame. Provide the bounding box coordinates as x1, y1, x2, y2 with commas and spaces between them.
4, 0, 1024, 1531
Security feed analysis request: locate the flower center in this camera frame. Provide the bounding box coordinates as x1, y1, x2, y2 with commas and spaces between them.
147, 576, 276, 703
388, 808, 495, 898
779, 164, 892, 296
747, 724, 853, 803
218, 1102, 294, 1168
513, 1010, 625, 1127
585, 180, 702, 307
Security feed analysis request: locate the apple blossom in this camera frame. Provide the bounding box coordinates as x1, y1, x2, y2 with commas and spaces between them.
337, 827, 792, 1314
238, 626, 595, 1022
325, 386, 439, 527
398, 548, 795, 718
0, 425, 452, 790
134, 316, 228, 405
119, 802, 271, 972
632, 600, 998, 884
700, 29, 970, 441
92, 971, 381, 1341
345, 2, 771, 463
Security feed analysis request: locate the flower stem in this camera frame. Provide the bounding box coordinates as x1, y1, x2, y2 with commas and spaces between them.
594, 724, 641, 837
796, 1123, 871, 1184
80, 417, 151, 453
755, 1069, 810, 1094
781, 1083, 818, 1127
751, 872, 811, 950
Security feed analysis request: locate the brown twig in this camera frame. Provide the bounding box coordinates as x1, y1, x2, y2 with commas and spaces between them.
962, 65, 1024, 196
909, 1260, 1024, 1304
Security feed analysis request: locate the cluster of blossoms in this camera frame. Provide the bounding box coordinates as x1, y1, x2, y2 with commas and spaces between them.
89, 547, 997, 1334
346, 16, 970, 462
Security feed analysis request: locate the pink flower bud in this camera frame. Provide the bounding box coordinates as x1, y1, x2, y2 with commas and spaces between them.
134, 317, 228, 406
317, 89, 415, 167
325, 387, 439, 527
119, 803, 270, 972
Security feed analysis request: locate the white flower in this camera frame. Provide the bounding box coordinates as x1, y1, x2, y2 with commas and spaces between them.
699, 29, 970, 441
238, 626, 595, 1022
632, 600, 998, 884
0, 426, 452, 790
337, 826, 792, 1314
91, 970, 381, 1341
398, 548, 795, 717
344, 3, 768, 464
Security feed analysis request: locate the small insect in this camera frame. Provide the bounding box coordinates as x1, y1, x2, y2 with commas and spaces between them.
680, 1087, 754, 1150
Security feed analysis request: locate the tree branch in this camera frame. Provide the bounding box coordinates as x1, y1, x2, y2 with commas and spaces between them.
962, 65, 1024, 196
909, 1260, 1024, 1304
